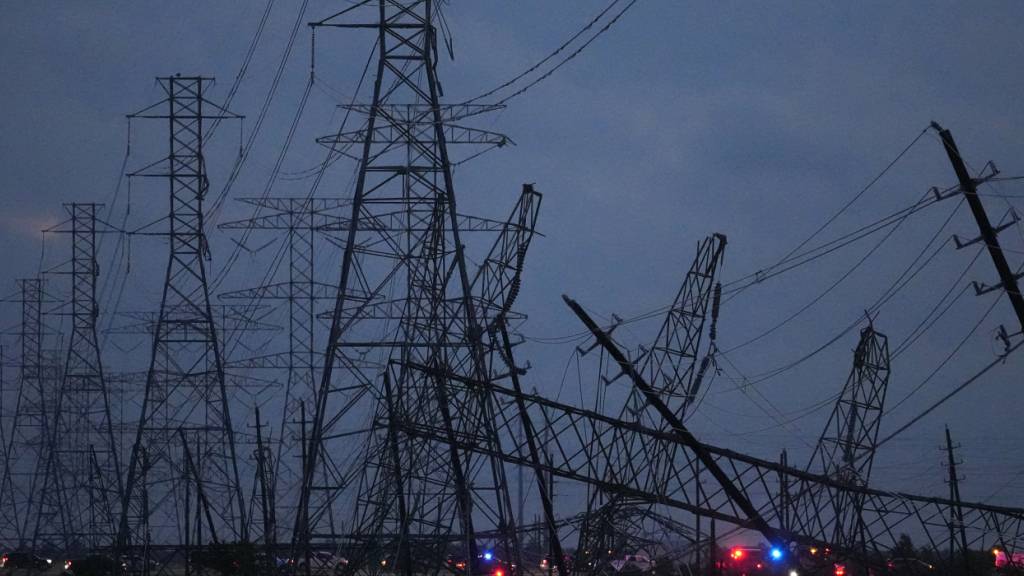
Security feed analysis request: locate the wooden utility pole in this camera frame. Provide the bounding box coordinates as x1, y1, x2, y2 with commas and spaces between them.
933, 122, 1024, 335
944, 426, 970, 576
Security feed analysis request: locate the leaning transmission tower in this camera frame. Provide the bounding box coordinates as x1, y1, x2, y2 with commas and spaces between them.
804, 323, 890, 556
577, 234, 726, 574
294, 3, 540, 575
116, 76, 248, 562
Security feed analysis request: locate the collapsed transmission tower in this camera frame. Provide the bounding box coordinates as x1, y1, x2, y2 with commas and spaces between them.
33, 203, 124, 553
639, 234, 726, 422
295, 3, 541, 574
804, 323, 889, 554
577, 234, 726, 572
117, 76, 248, 558
392, 293, 1023, 568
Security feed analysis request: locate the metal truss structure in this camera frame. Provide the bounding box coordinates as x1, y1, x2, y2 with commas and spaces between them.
32, 204, 124, 553
294, 5, 542, 576
0, 343, 13, 550
0, 278, 57, 549
638, 234, 726, 423
219, 197, 352, 546
805, 324, 889, 555
3, 7, 1024, 576
577, 234, 726, 573
391, 295, 1024, 573
116, 77, 248, 562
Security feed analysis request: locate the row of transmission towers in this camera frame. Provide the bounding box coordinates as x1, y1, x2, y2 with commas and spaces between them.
1, 5, 1023, 576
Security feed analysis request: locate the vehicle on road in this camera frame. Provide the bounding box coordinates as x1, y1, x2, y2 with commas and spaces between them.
118, 554, 159, 574
609, 553, 654, 574
719, 545, 800, 576
286, 551, 348, 575
539, 554, 573, 573
720, 547, 770, 575
447, 551, 514, 576
2, 551, 54, 572
885, 557, 935, 574
62, 554, 121, 576
995, 548, 1024, 571
254, 551, 287, 572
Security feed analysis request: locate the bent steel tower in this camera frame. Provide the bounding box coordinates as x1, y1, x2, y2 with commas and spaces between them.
577, 234, 726, 573
806, 323, 890, 554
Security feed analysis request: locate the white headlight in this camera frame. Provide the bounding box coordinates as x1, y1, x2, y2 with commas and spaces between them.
47, 559, 53, 564
788, 571, 798, 576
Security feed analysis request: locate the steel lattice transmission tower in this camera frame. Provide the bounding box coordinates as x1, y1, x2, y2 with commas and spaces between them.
33, 203, 124, 553
805, 323, 890, 553
0, 278, 55, 548
0, 341, 15, 550
219, 197, 352, 544
638, 233, 726, 422
577, 234, 725, 573
116, 76, 248, 555
295, 2, 536, 573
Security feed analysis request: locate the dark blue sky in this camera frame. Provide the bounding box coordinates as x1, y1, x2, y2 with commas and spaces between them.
2, 1, 1023, 516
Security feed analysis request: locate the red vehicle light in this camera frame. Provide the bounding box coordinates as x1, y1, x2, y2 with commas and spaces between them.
834, 564, 845, 576
494, 570, 504, 576
730, 549, 745, 560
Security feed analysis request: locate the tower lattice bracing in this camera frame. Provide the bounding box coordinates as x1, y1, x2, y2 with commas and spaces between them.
295, 3, 536, 573
0, 341, 15, 550
219, 197, 352, 544
805, 324, 890, 552
117, 76, 248, 556
577, 234, 726, 572
0, 279, 52, 548
7, 10, 1024, 576
638, 233, 726, 422
33, 203, 123, 553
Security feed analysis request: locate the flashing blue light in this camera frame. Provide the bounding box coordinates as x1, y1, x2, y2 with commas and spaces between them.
769, 547, 784, 561
483, 552, 494, 561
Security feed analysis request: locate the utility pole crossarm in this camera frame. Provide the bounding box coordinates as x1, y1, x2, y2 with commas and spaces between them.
933, 122, 1024, 335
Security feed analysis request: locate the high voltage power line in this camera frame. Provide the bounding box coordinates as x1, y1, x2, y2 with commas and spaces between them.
3, 4, 1024, 576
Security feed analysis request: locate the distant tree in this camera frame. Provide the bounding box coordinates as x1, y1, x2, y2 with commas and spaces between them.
893, 533, 915, 558
916, 543, 940, 564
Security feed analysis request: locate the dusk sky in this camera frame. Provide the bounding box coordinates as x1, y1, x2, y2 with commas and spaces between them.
2, 1, 1023, 523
